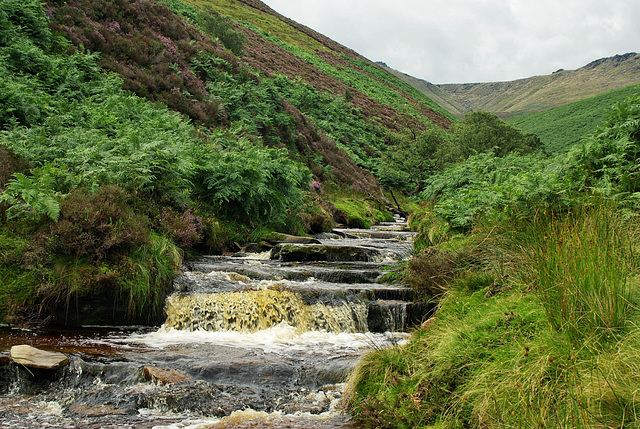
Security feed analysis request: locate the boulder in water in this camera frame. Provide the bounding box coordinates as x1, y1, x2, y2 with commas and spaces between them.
10, 345, 69, 370
142, 365, 192, 385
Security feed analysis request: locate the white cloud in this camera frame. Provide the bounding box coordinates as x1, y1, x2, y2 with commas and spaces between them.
261, 0, 639, 83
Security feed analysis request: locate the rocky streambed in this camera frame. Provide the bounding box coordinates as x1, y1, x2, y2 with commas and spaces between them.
0, 219, 432, 428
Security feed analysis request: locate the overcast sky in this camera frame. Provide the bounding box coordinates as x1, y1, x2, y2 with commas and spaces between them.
260, 0, 639, 84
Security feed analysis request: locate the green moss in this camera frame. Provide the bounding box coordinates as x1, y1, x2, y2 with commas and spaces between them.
333, 197, 392, 229
0, 266, 40, 322
260, 232, 287, 242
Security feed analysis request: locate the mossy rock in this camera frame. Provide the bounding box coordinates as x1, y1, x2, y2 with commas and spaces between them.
260, 232, 320, 245
332, 198, 392, 229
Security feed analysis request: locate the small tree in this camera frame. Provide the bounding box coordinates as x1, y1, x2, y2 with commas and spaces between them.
377, 127, 453, 196
452, 111, 542, 158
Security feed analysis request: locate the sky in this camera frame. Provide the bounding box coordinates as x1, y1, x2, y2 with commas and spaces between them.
260, 0, 639, 84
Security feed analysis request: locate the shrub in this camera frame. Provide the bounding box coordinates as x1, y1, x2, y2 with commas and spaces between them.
452, 111, 542, 158
195, 8, 245, 55
419, 151, 565, 231
157, 207, 204, 249
564, 95, 640, 199
195, 143, 311, 225
0, 166, 62, 222
408, 203, 450, 251
0, 0, 54, 50
0, 147, 30, 189
404, 246, 479, 298
47, 186, 149, 263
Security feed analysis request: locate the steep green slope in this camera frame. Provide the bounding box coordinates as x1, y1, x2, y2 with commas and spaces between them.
45, 0, 453, 185
508, 83, 640, 153
440, 53, 640, 118
0, 0, 452, 325
377, 61, 469, 116
348, 87, 640, 429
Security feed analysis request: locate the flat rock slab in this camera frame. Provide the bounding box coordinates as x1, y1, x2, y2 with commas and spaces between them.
10, 345, 69, 370
69, 404, 127, 416
261, 232, 321, 245
271, 243, 383, 262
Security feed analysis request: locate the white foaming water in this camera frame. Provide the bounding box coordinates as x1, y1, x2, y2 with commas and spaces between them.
239, 250, 272, 260
150, 408, 350, 429
120, 322, 408, 355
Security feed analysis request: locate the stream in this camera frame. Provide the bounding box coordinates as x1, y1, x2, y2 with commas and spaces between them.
0, 218, 431, 428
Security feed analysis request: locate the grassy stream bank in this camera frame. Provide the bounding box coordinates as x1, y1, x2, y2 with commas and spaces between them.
346, 203, 640, 428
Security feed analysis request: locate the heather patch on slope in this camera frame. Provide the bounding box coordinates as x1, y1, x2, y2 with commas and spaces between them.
160, 0, 453, 194
45, 0, 384, 193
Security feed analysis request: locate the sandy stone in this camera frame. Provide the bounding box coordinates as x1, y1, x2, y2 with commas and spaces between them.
10, 345, 69, 370
142, 366, 192, 385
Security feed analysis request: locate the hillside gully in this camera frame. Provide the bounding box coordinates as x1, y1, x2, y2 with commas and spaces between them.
0, 217, 431, 428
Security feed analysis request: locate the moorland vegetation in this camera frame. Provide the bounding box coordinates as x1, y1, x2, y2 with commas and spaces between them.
1, 0, 640, 427
0, 0, 452, 325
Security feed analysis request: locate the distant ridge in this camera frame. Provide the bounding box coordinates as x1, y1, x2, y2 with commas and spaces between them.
378, 53, 640, 118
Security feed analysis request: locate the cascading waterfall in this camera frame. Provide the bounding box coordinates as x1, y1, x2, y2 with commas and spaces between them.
164, 289, 369, 333
0, 219, 432, 428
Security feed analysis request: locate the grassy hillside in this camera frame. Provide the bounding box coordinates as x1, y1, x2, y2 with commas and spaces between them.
43, 0, 456, 193
0, 0, 452, 326
509, 83, 640, 153
383, 53, 640, 119
377, 62, 470, 116
441, 53, 640, 118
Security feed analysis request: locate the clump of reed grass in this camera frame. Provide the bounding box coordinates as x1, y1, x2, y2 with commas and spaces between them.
528, 203, 637, 347
119, 232, 182, 320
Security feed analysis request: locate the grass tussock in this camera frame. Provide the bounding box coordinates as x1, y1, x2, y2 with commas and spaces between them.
528, 204, 637, 346
347, 202, 640, 428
